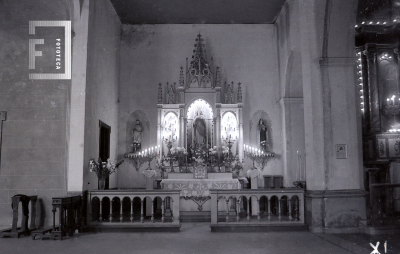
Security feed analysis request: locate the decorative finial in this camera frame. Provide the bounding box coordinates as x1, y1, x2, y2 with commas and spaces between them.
157, 83, 163, 103
215, 67, 221, 88
179, 67, 184, 87
237, 82, 242, 103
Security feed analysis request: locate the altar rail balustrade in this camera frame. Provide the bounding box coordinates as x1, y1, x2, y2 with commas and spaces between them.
210, 189, 304, 226
88, 190, 181, 230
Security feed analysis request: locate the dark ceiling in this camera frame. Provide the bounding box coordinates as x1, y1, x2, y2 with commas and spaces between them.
109, 0, 287, 24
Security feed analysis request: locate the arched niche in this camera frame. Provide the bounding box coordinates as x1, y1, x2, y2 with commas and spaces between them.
186, 98, 214, 151
221, 111, 239, 154
249, 110, 272, 151
126, 110, 150, 153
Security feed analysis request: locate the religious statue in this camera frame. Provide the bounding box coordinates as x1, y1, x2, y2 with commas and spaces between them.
132, 119, 143, 152
168, 83, 175, 104
225, 83, 233, 104
258, 119, 268, 151
193, 118, 207, 146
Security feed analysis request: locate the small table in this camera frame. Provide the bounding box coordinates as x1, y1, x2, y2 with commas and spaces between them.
51, 196, 82, 240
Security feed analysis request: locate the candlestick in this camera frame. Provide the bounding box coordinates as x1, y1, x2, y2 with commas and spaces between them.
296, 151, 299, 181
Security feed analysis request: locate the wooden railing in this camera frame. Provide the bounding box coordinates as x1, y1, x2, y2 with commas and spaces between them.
369, 183, 400, 226
210, 188, 304, 226
88, 190, 181, 228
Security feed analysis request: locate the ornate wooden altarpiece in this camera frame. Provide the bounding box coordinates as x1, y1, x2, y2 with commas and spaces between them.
156, 34, 244, 162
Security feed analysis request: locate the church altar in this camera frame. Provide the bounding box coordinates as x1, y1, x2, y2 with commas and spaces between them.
123, 34, 273, 219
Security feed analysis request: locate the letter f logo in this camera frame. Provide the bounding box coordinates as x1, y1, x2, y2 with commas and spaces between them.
29, 39, 44, 70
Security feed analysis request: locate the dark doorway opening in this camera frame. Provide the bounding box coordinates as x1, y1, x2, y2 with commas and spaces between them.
99, 120, 111, 190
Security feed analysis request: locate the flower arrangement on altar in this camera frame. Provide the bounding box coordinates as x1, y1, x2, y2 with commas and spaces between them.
89, 158, 124, 189
231, 157, 244, 175
170, 147, 188, 166
221, 146, 229, 155
208, 146, 232, 171
192, 146, 209, 162
170, 147, 187, 156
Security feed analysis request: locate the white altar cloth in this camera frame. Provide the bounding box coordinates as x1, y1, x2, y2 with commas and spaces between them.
161, 179, 241, 197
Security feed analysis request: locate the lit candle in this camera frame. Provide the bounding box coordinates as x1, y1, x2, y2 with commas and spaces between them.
296, 151, 299, 181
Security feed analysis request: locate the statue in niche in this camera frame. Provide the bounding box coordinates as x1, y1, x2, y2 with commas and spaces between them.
132, 119, 143, 152
167, 83, 175, 104
258, 119, 268, 151
193, 118, 207, 147
225, 83, 233, 104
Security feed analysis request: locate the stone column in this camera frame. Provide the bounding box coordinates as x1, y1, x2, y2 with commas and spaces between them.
157, 105, 163, 161
299, 0, 366, 233
299, 0, 326, 191
183, 117, 188, 149
238, 104, 244, 161
68, 0, 90, 192
215, 104, 221, 149
179, 105, 185, 147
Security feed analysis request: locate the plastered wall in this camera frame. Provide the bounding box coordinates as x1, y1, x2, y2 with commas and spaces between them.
0, 0, 72, 227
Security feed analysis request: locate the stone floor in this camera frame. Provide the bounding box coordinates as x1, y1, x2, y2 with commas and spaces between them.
1, 223, 399, 254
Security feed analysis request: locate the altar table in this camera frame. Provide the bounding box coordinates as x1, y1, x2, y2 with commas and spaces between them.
160, 179, 241, 197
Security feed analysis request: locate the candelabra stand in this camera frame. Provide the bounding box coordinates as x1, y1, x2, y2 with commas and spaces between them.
223, 137, 236, 171
243, 145, 275, 171
382, 104, 400, 124
163, 137, 177, 172
125, 149, 159, 172
382, 96, 400, 129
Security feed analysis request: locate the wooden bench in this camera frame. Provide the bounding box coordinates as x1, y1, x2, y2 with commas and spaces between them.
31, 226, 59, 240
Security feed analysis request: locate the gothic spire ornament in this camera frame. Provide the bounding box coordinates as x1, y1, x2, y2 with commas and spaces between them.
186, 34, 213, 88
